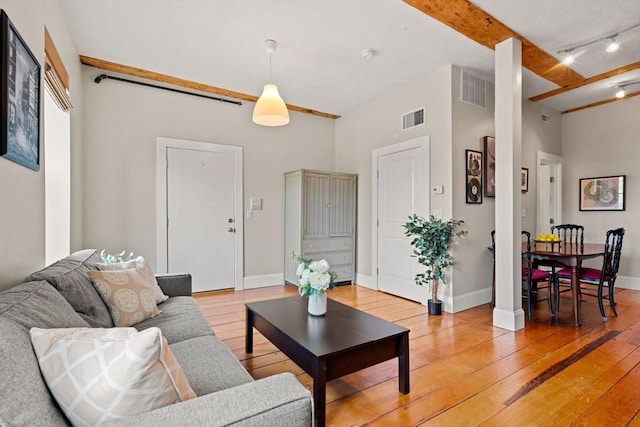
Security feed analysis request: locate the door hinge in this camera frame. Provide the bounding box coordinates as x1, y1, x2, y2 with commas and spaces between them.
550, 176, 555, 183
377, 170, 380, 178
167, 217, 169, 228
376, 268, 379, 275
549, 218, 555, 224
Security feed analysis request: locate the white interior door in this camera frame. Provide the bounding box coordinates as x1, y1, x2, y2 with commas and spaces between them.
156, 138, 243, 293
374, 138, 429, 303
536, 152, 563, 236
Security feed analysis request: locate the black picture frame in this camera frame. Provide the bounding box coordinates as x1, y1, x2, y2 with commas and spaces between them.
1, 10, 40, 171
483, 136, 495, 197
465, 149, 482, 204
521, 168, 529, 193
579, 175, 625, 211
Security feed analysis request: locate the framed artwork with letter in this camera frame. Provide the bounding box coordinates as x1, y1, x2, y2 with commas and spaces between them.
465, 149, 482, 204
483, 136, 495, 197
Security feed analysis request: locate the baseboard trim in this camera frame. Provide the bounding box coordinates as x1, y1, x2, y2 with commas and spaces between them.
445, 287, 492, 313
493, 307, 526, 331
355, 274, 376, 290
616, 275, 640, 291
242, 273, 283, 290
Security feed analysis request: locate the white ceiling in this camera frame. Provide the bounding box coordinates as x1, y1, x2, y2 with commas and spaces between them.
61, 0, 640, 116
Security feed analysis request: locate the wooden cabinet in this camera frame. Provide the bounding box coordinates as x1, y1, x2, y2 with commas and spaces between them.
284, 170, 357, 285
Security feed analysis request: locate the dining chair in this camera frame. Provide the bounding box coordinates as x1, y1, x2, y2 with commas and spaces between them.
490, 230, 554, 319
555, 227, 625, 322
546, 224, 585, 303
522, 231, 555, 320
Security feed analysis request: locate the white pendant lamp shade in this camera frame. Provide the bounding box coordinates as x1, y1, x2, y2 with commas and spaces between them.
253, 83, 290, 126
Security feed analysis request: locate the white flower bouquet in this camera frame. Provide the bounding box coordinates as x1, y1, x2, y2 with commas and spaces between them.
295, 254, 338, 296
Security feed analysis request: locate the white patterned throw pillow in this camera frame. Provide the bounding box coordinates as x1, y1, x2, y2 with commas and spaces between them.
97, 256, 169, 304
88, 269, 160, 327
30, 327, 196, 427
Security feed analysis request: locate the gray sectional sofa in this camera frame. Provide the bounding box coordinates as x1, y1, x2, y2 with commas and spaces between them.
0, 249, 312, 426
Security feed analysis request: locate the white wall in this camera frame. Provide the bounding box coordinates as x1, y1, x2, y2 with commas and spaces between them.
80, 68, 335, 281
562, 97, 640, 288
0, 0, 84, 291
335, 65, 454, 286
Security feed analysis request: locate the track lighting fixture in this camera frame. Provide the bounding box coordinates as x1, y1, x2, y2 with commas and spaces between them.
556, 22, 640, 63
612, 81, 640, 99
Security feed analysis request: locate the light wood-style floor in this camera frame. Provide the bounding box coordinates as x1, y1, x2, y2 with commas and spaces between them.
194, 284, 640, 426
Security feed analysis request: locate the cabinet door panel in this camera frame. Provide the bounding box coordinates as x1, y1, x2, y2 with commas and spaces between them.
303, 173, 330, 239
330, 176, 356, 237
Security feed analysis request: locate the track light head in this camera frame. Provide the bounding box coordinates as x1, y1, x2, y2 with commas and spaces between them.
562, 50, 575, 65
614, 86, 626, 98
606, 38, 620, 53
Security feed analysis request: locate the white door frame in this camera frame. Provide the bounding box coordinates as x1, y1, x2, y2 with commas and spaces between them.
155, 136, 244, 289
372, 136, 430, 292
536, 151, 563, 236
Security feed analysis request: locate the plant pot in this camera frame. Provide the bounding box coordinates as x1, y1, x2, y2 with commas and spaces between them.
427, 299, 442, 315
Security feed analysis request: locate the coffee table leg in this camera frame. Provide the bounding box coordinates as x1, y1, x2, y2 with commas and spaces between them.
398, 333, 410, 394
312, 359, 327, 427
246, 308, 254, 353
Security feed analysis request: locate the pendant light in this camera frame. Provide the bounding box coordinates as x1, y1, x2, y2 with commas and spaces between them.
253, 39, 290, 126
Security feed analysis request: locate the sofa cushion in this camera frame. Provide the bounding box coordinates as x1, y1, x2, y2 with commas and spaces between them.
88, 269, 161, 327
30, 327, 196, 427
97, 256, 169, 304
135, 296, 214, 344
169, 335, 253, 396
0, 318, 69, 427
0, 280, 90, 329
25, 249, 113, 327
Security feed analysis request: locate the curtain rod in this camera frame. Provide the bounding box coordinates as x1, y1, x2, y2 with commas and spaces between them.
94, 74, 243, 106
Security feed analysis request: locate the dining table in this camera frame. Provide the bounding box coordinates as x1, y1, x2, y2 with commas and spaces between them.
529, 241, 605, 326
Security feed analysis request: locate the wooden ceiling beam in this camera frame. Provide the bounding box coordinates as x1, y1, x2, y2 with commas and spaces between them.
79, 55, 341, 120
563, 90, 640, 114
530, 61, 640, 102
403, 0, 585, 87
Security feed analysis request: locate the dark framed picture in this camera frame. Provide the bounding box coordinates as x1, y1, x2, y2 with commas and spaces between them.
521, 168, 529, 193
579, 175, 625, 211
465, 149, 482, 204
1, 10, 40, 171
483, 136, 495, 197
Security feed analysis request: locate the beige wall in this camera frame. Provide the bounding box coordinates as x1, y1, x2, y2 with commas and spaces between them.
0, 0, 84, 291
80, 68, 335, 280
335, 65, 454, 283
337, 65, 564, 311
562, 97, 640, 287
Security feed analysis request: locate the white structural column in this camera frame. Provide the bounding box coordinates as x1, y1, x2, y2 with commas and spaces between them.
493, 37, 525, 331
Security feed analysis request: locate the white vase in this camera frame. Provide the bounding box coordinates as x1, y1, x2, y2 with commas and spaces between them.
308, 293, 327, 316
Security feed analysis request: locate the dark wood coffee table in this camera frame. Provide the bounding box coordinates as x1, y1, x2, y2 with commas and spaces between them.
245, 296, 410, 427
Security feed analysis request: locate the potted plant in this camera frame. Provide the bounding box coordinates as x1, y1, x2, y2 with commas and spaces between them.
403, 214, 467, 315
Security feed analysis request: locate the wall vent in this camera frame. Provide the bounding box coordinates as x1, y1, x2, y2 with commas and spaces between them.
460, 69, 486, 108
541, 114, 551, 123
402, 108, 425, 130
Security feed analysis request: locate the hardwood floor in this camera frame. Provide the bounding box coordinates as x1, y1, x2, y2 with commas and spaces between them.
194, 284, 640, 426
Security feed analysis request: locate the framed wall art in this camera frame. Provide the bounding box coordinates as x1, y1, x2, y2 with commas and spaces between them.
579, 175, 625, 211
483, 136, 495, 197
465, 149, 482, 204
1, 10, 41, 171
521, 168, 529, 193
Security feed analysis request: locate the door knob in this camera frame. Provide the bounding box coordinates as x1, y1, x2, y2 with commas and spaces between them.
228, 227, 236, 233
228, 218, 234, 223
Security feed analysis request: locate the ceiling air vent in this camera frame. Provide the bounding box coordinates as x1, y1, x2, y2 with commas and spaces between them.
460, 69, 486, 108
402, 107, 425, 130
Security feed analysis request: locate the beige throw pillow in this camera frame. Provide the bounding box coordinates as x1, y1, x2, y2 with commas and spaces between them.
88, 269, 160, 327
97, 256, 168, 304
30, 327, 196, 427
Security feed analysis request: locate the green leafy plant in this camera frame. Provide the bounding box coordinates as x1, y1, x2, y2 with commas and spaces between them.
100, 249, 134, 264
403, 214, 467, 303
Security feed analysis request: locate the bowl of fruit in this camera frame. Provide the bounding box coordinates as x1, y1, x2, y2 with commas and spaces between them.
534, 233, 561, 251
